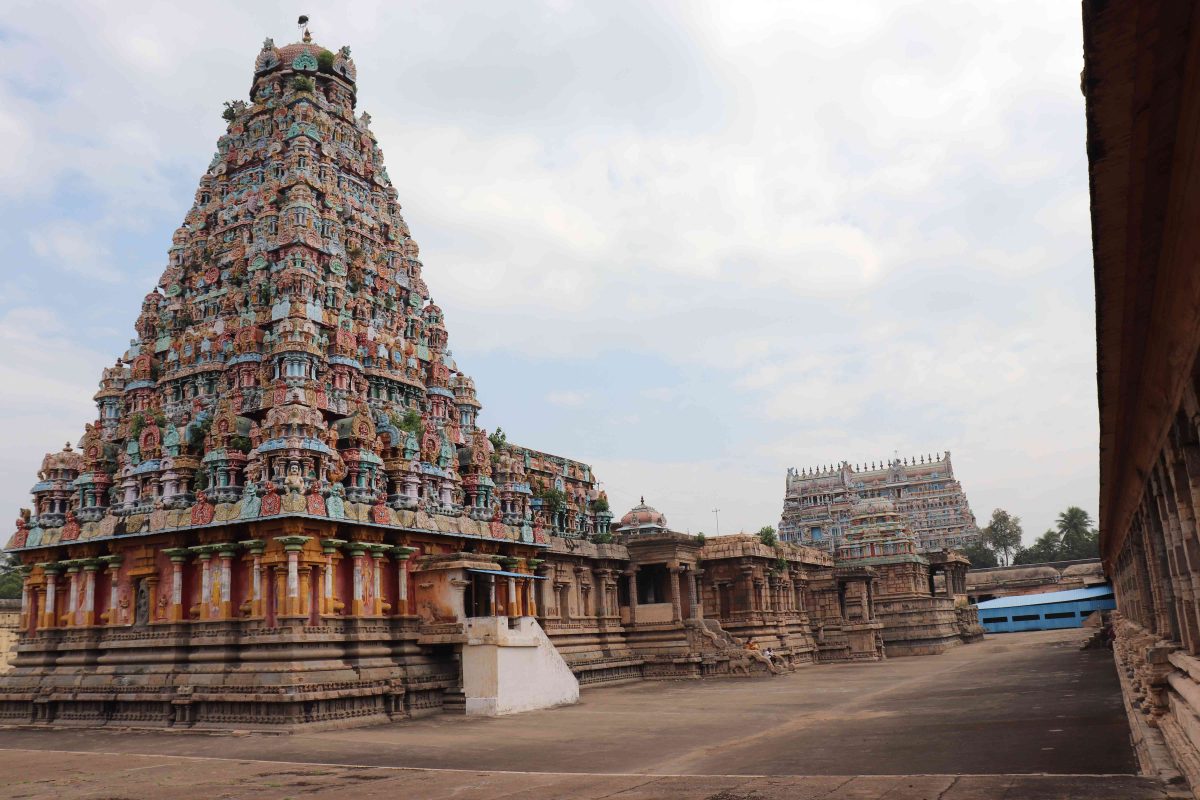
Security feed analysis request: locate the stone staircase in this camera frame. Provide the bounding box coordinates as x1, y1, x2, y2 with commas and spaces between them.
688, 619, 784, 676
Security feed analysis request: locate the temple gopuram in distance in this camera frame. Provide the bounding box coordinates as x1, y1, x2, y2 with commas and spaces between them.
0, 29, 981, 732
779, 452, 982, 552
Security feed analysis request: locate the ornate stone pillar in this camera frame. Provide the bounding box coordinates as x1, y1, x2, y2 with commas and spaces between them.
525, 577, 537, 616
277, 535, 311, 618
692, 569, 704, 620
63, 561, 81, 627
593, 569, 609, 619
535, 561, 553, 619
241, 540, 266, 618
163, 548, 190, 622
39, 564, 61, 629
625, 568, 638, 625
189, 546, 214, 620
100, 555, 122, 625
347, 541, 368, 617
81, 559, 101, 626
319, 538, 346, 616
216, 545, 237, 619
18, 567, 31, 631
490, 573, 499, 616
669, 564, 683, 623
392, 545, 415, 616
368, 545, 389, 615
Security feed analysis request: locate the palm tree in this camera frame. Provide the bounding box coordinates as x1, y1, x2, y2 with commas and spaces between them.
1056, 507, 1098, 560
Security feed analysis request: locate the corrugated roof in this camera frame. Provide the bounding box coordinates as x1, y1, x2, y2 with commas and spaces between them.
974, 584, 1114, 610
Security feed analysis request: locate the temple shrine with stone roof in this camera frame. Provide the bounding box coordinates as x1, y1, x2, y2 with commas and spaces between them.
0, 29, 981, 731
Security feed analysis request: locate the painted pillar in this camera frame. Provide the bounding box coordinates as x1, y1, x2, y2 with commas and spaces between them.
320, 538, 347, 616
81, 560, 100, 626
163, 548, 190, 622
218, 546, 237, 619
393, 546, 415, 615
525, 577, 537, 616
101, 556, 122, 625
193, 550, 213, 620
277, 536, 311, 618
348, 542, 368, 617
489, 574, 499, 616
507, 576, 518, 617
241, 540, 266, 618
63, 563, 81, 627
369, 546, 387, 615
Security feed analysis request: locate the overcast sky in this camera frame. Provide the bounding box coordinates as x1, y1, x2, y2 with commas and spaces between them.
0, 1, 1095, 542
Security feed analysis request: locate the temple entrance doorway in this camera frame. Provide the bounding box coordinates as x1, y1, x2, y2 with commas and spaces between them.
467, 573, 495, 617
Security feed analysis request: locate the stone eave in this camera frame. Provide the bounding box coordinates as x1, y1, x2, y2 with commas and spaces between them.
6, 511, 550, 557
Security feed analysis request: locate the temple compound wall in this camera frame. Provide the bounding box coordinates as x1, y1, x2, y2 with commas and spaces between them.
965, 559, 1105, 604
0, 600, 17, 673
779, 454, 981, 553
1087, 0, 1200, 793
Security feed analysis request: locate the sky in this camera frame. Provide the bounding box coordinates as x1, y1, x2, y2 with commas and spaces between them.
0, 1, 1096, 543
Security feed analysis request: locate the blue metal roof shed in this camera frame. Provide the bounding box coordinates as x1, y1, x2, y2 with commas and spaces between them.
973, 585, 1115, 633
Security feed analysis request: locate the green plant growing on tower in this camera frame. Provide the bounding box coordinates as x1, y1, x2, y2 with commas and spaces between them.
292, 76, 315, 93
535, 486, 568, 513
317, 49, 336, 72
391, 408, 423, 439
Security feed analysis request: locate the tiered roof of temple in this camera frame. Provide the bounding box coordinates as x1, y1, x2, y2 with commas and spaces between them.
7, 33, 611, 553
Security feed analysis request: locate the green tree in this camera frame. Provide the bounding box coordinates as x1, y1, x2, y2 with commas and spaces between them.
0, 553, 22, 600
758, 525, 778, 547
961, 540, 999, 568
1057, 506, 1099, 560
983, 509, 1023, 566
1013, 529, 1063, 564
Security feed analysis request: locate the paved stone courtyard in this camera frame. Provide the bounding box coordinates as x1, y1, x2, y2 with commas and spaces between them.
0, 629, 1169, 799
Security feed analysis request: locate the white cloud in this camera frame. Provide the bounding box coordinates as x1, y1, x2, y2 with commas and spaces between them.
0, 1, 1097, 545
29, 223, 121, 283
546, 390, 590, 408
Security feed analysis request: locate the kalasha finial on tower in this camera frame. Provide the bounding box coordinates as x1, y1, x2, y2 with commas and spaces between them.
298, 14, 312, 42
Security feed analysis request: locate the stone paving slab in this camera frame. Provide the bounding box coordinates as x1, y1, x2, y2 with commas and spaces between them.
0, 629, 1161, 798
0, 750, 1172, 800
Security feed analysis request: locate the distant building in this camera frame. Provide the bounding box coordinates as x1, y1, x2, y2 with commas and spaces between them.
974, 586, 1115, 634
779, 451, 981, 553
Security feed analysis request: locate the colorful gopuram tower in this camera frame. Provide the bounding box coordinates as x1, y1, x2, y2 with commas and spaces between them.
0, 29, 611, 729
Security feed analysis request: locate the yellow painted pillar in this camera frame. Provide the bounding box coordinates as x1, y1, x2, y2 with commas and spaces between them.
38, 564, 61, 629
163, 548, 191, 622
347, 542, 368, 616
369, 546, 388, 616
320, 539, 347, 615
276, 536, 312, 618
217, 545, 237, 619
80, 559, 101, 626
241, 540, 266, 618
